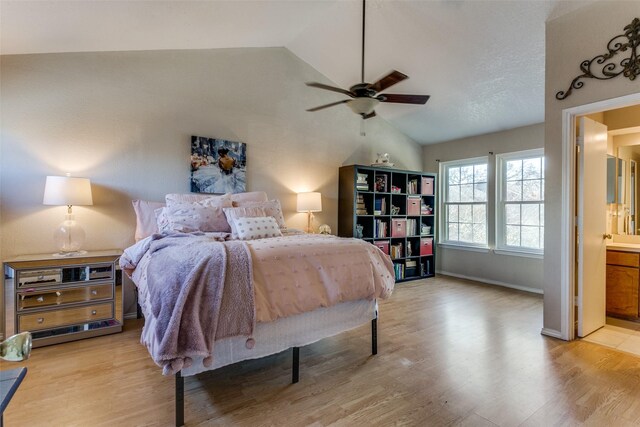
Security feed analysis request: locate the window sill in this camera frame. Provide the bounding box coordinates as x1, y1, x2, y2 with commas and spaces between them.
493, 249, 543, 259
437, 243, 490, 253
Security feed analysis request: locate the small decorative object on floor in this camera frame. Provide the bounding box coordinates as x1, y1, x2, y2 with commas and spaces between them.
318, 224, 332, 235
371, 153, 394, 168
0, 332, 32, 362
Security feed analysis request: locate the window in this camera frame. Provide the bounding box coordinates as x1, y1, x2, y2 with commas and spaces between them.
497, 149, 544, 253
441, 158, 488, 246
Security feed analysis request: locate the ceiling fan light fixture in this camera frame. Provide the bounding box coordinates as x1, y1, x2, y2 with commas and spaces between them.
347, 97, 380, 115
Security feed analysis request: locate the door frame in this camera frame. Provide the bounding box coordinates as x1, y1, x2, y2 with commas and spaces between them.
560, 92, 640, 341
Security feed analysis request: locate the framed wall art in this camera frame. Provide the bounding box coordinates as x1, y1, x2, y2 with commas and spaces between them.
190, 136, 247, 194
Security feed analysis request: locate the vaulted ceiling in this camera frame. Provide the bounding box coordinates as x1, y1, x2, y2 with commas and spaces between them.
1, 0, 591, 144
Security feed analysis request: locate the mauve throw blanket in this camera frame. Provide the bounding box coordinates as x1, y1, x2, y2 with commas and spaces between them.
145, 233, 254, 375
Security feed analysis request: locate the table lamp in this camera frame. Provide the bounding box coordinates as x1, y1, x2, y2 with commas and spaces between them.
43, 175, 93, 256
297, 192, 322, 233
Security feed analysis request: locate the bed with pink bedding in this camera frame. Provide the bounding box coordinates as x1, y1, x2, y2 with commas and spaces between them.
121, 225, 395, 426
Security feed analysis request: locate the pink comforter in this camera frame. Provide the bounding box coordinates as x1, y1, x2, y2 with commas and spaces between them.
123, 233, 395, 323
249, 234, 394, 322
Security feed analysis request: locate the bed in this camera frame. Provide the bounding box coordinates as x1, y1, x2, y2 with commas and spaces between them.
121, 192, 395, 426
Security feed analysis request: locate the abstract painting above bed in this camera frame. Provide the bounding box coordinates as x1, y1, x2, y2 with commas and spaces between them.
190, 136, 246, 194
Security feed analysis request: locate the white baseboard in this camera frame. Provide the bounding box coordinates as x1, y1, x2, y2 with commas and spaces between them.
437, 270, 544, 295
541, 327, 566, 340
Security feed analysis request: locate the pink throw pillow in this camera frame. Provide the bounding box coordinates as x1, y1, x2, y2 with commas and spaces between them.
132, 200, 166, 241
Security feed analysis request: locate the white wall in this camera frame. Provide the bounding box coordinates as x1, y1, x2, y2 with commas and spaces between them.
423, 123, 544, 292
544, 1, 640, 335
0, 47, 422, 315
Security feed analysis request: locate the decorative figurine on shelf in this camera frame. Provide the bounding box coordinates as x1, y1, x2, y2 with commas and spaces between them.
356, 224, 364, 239
319, 224, 332, 235
371, 153, 394, 168
391, 205, 401, 215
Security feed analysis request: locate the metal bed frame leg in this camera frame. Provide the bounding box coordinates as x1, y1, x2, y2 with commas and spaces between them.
176, 371, 184, 427
372, 318, 378, 355
292, 347, 300, 384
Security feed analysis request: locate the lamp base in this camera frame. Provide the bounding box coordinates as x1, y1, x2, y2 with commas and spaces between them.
53, 214, 86, 254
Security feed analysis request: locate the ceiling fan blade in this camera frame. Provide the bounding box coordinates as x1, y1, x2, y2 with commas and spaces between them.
368, 70, 408, 93
306, 82, 354, 97
363, 111, 376, 120
307, 99, 349, 112
379, 94, 430, 104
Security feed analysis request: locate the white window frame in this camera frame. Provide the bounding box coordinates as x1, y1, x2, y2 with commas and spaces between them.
496, 148, 544, 257
439, 156, 489, 249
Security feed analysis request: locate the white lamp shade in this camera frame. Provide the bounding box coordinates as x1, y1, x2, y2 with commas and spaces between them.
297, 192, 322, 212
43, 176, 93, 206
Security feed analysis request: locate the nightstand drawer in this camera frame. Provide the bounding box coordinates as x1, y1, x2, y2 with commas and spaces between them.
17, 283, 113, 311
18, 302, 113, 332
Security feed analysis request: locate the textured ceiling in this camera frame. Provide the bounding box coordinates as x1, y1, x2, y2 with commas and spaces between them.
0, 0, 591, 144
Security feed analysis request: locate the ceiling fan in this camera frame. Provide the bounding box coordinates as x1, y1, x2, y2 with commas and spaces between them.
305, 0, 430, 120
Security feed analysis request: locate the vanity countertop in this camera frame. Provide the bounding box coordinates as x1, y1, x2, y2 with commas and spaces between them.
606, 242, 640, 253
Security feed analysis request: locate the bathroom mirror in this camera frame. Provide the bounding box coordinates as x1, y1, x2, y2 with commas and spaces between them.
607, 155, 616, 204
607, 155, 626, 205
617, 145, 640, 234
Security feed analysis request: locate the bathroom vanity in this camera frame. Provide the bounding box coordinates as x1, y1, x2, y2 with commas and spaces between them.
606, 244, 640, 320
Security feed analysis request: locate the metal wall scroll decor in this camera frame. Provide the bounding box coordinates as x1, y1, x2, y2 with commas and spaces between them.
556, 17, 640, 100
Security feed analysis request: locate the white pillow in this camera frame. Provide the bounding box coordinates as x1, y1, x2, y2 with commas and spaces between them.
232, 216, 282, 240
233, 199, 287, 230
222, 206, 267, 238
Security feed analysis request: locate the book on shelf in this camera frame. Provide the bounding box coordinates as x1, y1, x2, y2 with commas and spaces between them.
406, 218, 418, 236
375, 219, 388, 238
394, 263, 405, 280
374, 197, 386, 215
356, 194, 368, 215
406, 260, 417, 268
408, 179, 419, 194
390, 243, 403, 259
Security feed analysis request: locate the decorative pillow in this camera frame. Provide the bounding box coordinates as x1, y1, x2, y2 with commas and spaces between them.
132, 200, 166, 241
165, 192, 231, 207
232, 216, 282, 240
162, 199, 233, 233
233, 199, 287, 230
223, 206, 267, 238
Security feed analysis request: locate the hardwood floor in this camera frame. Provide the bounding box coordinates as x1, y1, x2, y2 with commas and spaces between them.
4, 275, 640, 426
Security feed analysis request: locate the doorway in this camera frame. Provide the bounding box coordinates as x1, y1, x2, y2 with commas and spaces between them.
560, 93, 640, 341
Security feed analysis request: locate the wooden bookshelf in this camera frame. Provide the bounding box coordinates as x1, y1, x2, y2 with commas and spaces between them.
338, 165, 437, 283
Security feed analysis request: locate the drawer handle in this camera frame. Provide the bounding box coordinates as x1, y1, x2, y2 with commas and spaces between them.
91, 290, 98, 296
36, 296, 44, 303
91, 310, 97, 315
37, 317, 44, 324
